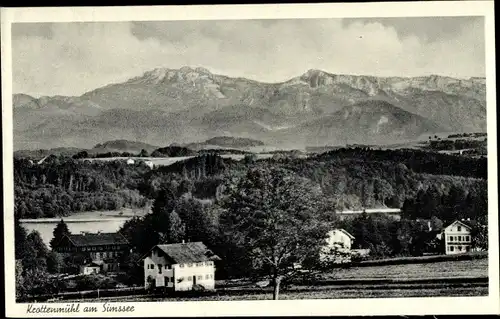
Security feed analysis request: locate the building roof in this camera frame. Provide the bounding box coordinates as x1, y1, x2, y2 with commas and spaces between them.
332, 228, 355, 240
145, 242, 221, 264
65, 232, 129, 247
83, 260, 104, 267
445, 220, 473, 231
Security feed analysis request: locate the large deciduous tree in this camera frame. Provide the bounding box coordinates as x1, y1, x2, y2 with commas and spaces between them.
219, 167, 333, 300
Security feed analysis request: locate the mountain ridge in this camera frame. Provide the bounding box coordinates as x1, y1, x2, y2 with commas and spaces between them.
13, 66, 486, 150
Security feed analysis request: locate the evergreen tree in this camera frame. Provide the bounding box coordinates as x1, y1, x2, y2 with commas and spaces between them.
49, 219, 70, 250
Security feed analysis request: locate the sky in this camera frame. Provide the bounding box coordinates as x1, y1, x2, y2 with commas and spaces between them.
12, 16, 485, 97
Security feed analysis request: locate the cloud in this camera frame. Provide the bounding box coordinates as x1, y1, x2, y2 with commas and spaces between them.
12, 17, 485, 97
342, 16, 483, 43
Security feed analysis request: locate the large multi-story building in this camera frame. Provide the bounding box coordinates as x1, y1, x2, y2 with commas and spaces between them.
53, 231, 130, 273
443, 220, 472, 255
142, 241, 221, 291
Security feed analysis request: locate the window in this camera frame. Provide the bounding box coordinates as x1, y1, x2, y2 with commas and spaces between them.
206, 274, 210, 279
458, 246, 462, 251
197, 275, 202, 280
150, 264, 155, 269
466, 236, 470, 241
166, 265, 171, 270
180, 264, 185, 268
158, 264, 162, 274
188, 276, 192, 281
197, 262, 204, 267
458, 236, 462, 242
448, 236, 452, 241
188, 263, 193, 267
457, 226, 462, 231
450, 246, 454, 252
165, 277, 169, 283
466, 246, 471, 252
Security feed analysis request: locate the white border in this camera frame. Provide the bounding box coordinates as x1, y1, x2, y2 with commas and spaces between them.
2, 1, 498, 317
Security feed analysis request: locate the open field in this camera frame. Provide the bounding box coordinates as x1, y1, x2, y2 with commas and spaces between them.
321, 258, 487, 281
48, 281, 488, 302
30, 258, 488, 303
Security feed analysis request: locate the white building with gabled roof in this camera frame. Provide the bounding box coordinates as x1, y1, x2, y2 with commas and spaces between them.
443, 220, 472, 255
141, 242, 221, 291
320, 229, 355, 264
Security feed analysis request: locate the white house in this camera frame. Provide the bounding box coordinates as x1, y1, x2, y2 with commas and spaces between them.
443, 220, 472, 255
126, 158, 135, 165
80, 261, 103, 275
320, 229, 355, 264
144, 160, 154, 169
142, 242, 221, 291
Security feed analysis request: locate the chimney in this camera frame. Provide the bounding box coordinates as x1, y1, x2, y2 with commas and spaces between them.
182, 240, 185, 244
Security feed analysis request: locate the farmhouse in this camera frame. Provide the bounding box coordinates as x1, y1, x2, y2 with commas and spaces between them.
320, 229, 355, 264
144, 160, 154, 169
80, 261, 103, 275
443, 220, 472, 255
142, 242, 221, 291
53, 232, 130, 274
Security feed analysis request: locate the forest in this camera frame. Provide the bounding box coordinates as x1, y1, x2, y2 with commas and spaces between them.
14, 148, 487, 220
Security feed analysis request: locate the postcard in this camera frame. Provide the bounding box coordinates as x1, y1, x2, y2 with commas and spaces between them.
2, 1, 498, 317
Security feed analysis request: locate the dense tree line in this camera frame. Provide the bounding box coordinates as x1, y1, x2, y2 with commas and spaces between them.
315, 148, 486, 179
150, 146, 195, 157
401, 184, 488, 224
425, 138, 487, 152
14, 148, 487, 223
14, 157, 149, 218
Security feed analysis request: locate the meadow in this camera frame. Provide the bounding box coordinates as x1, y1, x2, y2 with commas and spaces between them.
44, 258, 488, 303
320, 258, 488, 281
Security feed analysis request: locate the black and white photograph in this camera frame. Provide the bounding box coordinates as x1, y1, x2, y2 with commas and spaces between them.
2, 1, 498, 317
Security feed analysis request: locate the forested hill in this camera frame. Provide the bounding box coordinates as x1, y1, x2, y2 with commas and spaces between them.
13, 148, 487, 222
314, 148, 487, 179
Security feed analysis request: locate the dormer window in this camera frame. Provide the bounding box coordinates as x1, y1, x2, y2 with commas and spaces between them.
457, 226, 462, 231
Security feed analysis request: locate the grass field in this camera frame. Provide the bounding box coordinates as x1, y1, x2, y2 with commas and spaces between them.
49, 258, 488, 303
71, 286, 486, 302
320, 258, 488, 281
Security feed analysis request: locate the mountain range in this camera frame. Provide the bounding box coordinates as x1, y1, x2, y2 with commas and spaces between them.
13, 66, 486, 150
